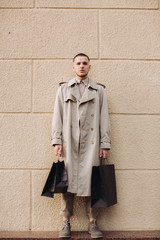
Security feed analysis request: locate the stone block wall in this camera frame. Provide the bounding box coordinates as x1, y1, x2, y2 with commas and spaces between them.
0, 0, 160, 232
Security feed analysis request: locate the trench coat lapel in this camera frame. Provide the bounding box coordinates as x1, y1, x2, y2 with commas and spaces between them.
64, 78, 81, 102
65, 78, 98, 104
80, 79, 98, 104
69, 85, 81, 102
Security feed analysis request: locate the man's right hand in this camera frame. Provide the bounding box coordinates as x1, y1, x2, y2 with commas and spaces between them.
54, 144, 63, 156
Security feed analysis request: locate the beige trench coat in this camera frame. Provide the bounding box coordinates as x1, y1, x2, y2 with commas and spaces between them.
52, 78, 110, 196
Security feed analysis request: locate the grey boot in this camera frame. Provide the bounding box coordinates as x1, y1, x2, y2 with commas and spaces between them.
88, 220, 103, 238
59, 220, 71, 238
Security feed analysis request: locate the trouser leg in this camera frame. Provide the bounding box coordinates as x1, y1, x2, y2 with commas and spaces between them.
85, 197, 98, 219
60, 192, 74, 218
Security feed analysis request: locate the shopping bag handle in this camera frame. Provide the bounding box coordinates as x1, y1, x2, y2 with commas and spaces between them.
55, 156, 63, 163
100, 157, 109, 165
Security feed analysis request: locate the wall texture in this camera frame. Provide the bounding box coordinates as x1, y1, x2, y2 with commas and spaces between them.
0, 0, 160, 232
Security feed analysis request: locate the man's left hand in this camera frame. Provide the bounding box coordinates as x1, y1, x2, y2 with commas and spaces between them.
99, 149, 109, 159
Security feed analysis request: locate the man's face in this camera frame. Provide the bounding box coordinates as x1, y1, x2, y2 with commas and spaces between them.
72, 56, 91, 80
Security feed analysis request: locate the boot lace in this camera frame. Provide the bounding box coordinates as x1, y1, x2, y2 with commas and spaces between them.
91, 220, 100, 231
62, 220, 70, 230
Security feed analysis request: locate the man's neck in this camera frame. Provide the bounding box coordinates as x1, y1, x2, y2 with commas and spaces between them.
76, 76, 88, 81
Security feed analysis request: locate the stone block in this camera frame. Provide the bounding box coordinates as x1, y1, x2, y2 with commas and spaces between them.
109, 115, 160, 169
33, 60, 74, 112
98, 170, 160, 230
32, 170, 62, 230
90, 61, 160, 114
0, 0, 34, 8
0, 10, 98, 58
0, 170, 30, 230
0, 114, 54, 168
100, 10, 160, 59
0, 60, 32, 112
36, 0, 158, 9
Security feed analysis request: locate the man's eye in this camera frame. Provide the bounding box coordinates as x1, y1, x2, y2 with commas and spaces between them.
83, 62, 88, 65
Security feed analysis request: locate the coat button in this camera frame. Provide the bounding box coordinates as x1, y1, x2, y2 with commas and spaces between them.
91, 114, 94, 117
91, 141, 94, 144
91, 128, 94, 131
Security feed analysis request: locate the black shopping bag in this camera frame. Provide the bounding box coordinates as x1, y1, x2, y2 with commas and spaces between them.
91, 164, 117, 208
41, 160, 68, 198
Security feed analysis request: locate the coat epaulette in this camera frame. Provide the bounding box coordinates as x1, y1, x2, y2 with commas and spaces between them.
97, 83, 106, 88
59, 82, 67, 86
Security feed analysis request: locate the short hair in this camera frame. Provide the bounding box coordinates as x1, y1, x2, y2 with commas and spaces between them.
73, 53, 90, 62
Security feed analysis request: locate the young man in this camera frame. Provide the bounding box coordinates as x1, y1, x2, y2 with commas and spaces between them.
52, 53, 110, 238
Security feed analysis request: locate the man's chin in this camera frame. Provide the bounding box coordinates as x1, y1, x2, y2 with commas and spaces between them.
77, 73, 87, 78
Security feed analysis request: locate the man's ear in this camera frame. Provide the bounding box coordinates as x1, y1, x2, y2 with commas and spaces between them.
72, 65, 75, 72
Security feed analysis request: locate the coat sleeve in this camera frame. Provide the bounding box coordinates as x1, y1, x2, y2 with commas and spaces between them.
99, 87, 111, 149
51, 86, 63, 146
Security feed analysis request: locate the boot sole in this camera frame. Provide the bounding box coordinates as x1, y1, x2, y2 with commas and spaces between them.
88, 231, 103, 238
59, 232, 71, 238
59, 235, 71, 238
